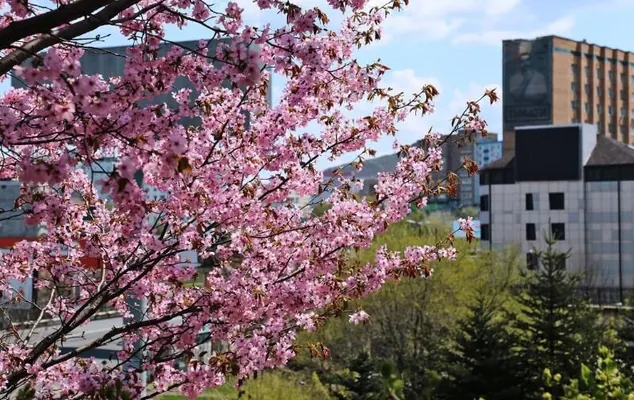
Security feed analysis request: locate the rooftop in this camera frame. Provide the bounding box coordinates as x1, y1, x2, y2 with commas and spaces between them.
503, 35, 634, 55
481, 135, 634, 170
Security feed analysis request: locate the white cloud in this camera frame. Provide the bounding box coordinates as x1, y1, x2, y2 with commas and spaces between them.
372, 70, 502, 150
313, 70, 501, 168
452, 15, 575, 46
235, 0, 265, 25
484, 0, 522, 16
447, 83, 501, 130
374, 0, 522, 44
387, 68, 441, 95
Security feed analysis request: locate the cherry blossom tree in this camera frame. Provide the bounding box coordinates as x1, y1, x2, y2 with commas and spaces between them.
0, 0, 496, 398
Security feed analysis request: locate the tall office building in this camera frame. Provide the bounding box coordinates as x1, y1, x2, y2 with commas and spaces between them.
503, 35, 634, 153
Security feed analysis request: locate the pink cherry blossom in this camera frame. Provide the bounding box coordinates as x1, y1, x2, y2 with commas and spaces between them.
349, 310, 370, 325
458, 216, 474, 233
0, 0, 494, 397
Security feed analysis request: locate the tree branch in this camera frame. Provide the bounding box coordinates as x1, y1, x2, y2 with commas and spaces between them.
0, 0, 141, 76
0, 0, 119, 50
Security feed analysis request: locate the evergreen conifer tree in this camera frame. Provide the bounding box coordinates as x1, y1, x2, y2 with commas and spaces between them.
320, 352, 385, 400
511, 234, 602, 398
443, 294, 521, 400
347, 352, 384, 400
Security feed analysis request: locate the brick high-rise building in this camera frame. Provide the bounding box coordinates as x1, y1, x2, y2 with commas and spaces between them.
503, 35, 634, 153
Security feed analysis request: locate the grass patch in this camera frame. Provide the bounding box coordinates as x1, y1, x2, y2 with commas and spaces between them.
158, 370, 329, 399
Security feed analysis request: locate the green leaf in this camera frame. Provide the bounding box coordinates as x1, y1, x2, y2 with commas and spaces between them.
580, 364, 592, 387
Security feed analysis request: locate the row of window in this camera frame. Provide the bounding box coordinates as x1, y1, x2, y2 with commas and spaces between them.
568, 119, 634, 137
526, 222, 565, 240
571, 82, 634, 101
571, 100, 634, 118
479, 192, 564, 211
571, 64, 632, 83
480, 222, 565, 241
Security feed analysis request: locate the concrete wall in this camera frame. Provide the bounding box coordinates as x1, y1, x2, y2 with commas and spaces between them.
585, 180, 634, 288
480, 178, 634, 291
480, 181, 586, 276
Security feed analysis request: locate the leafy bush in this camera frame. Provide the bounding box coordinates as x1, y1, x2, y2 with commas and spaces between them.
544, 346, 634, 400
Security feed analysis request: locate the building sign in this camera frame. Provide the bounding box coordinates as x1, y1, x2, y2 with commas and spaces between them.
504, 105, 551, 122
451, 220, 481, 239
503, 38, 552, 127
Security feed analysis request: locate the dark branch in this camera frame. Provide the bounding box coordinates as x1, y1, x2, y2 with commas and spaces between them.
0, 0, 141, 76
0, 0, 119, 51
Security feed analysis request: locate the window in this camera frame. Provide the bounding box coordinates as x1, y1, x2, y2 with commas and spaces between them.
609, 70, 614, 80
571, 64, 578, 75
526, 252, 539, 270
526, 193, 534, 210
598, 67, 603, 76
609, 123, 615, 133
597, 104, 602, 113
571, 82, 577, 91
549, 192, 564, 210
609, 105, 614, 115
622, 107, 627, 117
609, 88, 615, 98
585, 102, 590, 113
622, 90, 627, 100
585, 66, 591, 77
480, 173, 488, 185
622, 73, 627, 83
480, 195, 489, 211
632, 75, 634, 85
585, 84, 590, 95
526, 223, 536, 241
481, 224, 490, 241
551, 223, 566, 240
571, 100, 578, 109
598, 87, 603, 97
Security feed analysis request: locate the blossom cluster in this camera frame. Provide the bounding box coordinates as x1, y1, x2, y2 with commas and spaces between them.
0, 0, 490, 397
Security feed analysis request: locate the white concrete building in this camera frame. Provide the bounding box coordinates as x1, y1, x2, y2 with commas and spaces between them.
479, 123, 634, 304
475, 140, 503, 172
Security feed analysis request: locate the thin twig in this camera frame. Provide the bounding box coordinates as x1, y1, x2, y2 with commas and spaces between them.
24, 287, 55, 342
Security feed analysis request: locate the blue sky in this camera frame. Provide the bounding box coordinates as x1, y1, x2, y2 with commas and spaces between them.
3, 0, 634, 169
